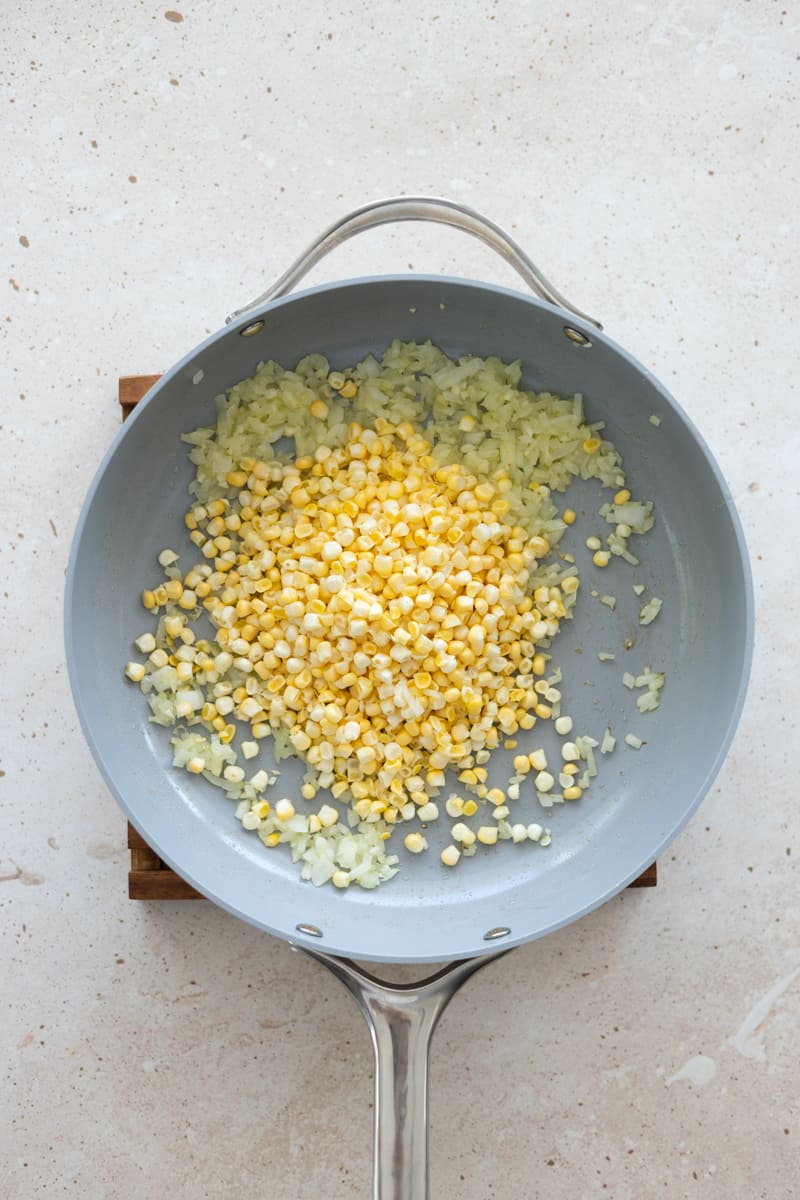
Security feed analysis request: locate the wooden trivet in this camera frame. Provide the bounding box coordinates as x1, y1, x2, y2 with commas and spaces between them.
121, 375, 657, 899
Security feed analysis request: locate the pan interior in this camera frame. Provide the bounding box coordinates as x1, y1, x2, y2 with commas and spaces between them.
65, 277, 753, 962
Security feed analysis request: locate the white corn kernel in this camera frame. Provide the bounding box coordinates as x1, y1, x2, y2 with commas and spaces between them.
241, 741, 259, 760
440, 844, 461, 867
187, 757, 205, 774
476, 826, 498, 846
445, 794, 464, 818
534, 771, 555, 793
554, 715, 573, 736
274, 798, 296, 821
124, 661, 146, 682
451, 823, 476, 846
527, 822, 543, 841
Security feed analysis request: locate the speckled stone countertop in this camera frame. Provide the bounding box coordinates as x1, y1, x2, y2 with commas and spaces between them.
2, 2, 798, 1196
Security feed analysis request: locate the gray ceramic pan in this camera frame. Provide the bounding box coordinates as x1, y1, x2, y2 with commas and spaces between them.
65, 199, 753, 1199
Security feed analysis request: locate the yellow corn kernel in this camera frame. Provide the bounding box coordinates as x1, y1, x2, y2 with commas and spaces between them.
310, 399, 329, 419
614, 488, 631, 505
582, 437, 601, 454
563, 785, 583, 801
404, 832, 427, 854
440, 844, 460, 867
562, 508, 577, 525
263, 832, 281, 847
226, 469, 249, 488
534, 703, 552, 720
219, 724, 236, 744
593, 550, 610, 568
339, 380, 357, 399
462, 799, 478, 817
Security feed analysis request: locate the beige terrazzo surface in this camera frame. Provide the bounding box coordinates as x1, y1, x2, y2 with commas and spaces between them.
2, 1, 798, 1196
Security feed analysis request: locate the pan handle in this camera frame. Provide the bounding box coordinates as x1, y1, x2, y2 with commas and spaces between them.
298, 947, 509, 1200
226, 196, 601, 329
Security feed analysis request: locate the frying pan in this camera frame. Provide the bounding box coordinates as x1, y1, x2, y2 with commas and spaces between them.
65, 198, 753, 1198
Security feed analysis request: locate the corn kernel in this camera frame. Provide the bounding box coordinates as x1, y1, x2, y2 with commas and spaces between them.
476, 826, 498, 846
404, 832, 427, 854
440, 844, 460, 867
562, 508, 577, 525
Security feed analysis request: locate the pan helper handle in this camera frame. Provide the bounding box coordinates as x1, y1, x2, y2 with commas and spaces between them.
297, 948, 508, 1200
226, 196, 601, 329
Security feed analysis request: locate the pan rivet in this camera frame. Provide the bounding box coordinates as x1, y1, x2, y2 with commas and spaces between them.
240, 319, 266, 338
295, 923, 324, 938
563, 325, 592, 348
483, 926, 511, 941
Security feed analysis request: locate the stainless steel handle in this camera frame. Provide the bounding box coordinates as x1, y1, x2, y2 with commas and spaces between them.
299, 947, 508, 1200
227, 196, 601, 329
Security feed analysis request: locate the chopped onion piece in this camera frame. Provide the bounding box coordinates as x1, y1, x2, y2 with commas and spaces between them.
600, 727, 616, 754
639, 597, 663, 626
